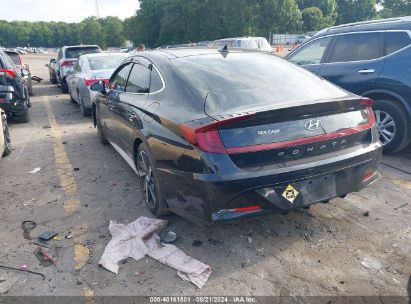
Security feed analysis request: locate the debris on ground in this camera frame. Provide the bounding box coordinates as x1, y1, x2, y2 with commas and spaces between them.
159, 230, 178, 244
31, 76, 43, 82
207, 239, 223, 246
22, 220, 37, 240
192, 240, 203, 247
34, 247, 56, 267
361, 257, 382, 270
73, 168, 80, 171
28, 167, 41, 174
52, 236, 63, 241
0, 274, 18, 294
65, 233, 72, 239
363, 211, 370, 217
0, 264, 45, 280
99, 217, 212, 288
257, 248, 265, 256
32, 240, 50, 248
38, 230, 58, 241
394, 203, 408, 210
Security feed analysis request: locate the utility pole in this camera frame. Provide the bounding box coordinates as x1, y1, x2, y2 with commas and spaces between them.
95, 0, 100, 18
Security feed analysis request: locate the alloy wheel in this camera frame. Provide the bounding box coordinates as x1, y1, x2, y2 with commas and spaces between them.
137, 150, 157, 209
374, 110, 396, 146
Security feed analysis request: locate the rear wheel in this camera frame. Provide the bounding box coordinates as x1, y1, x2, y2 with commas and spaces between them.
96, 109, 108, 145
2, 115, 11, 156
136, 143, 168, 216
79, 96, 92, 117
15, 95, 30, 123
373, 100, 409, 154
62, 79, 68, 93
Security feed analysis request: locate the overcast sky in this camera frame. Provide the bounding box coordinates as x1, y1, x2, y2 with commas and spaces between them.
0, 0, 140, 22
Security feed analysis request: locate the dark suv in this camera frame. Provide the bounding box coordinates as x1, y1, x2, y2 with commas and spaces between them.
287, 17, 411, 154
0, 49, 31, 122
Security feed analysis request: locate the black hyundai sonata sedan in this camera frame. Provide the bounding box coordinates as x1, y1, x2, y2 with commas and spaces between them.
91, 48, 382, 224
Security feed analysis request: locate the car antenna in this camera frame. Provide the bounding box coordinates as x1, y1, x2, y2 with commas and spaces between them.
218, 45, 229, 58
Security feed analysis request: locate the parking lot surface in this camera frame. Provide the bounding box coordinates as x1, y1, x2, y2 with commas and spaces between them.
0, 54, 410, 297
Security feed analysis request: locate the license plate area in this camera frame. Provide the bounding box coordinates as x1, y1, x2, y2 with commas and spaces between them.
297, 174, 337, 206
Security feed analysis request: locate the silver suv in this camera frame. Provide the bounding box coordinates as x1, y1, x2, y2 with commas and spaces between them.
56, 45, 102, 93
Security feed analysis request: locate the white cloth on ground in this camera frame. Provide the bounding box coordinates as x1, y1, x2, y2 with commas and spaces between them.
99, 216, 212, 288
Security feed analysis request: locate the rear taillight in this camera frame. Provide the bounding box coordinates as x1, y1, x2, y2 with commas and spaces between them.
84, 78, 109, 87
361, 97, 375, 126
60, 60, 75, 67
0, 69, 16, 78
181, 113, 255, 153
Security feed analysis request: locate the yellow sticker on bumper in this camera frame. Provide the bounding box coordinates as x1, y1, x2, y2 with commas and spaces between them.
282, 184, 299, 203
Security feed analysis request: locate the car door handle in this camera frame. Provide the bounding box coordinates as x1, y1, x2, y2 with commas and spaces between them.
358, 69, 375, 74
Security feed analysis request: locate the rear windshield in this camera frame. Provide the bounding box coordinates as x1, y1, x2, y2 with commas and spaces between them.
88, 55, 127, 70
5, 52, 21, 65
65, 47, 101, 59
173, 53, 344, 97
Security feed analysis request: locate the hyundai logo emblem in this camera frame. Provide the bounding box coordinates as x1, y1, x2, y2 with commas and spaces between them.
304, 119, 322, 131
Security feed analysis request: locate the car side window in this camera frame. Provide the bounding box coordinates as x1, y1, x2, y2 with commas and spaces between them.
288, 36, 331, 65
109, 63, 132, 92
126, 63, 151, 94
386, 31, 411, 55
150, 68, 163, 92
328, 32, 382, 63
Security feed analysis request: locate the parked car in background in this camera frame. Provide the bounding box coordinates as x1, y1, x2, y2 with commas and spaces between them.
0, 109, 11, 159
4, 50, 33, 96
67, 52, 128, 116
212, 37, 273, 52
91, 48, 381, 224
287, 16, 411, 154
0, 49, 31, 122
47, 58, 57, 84
56, 45, 102, 93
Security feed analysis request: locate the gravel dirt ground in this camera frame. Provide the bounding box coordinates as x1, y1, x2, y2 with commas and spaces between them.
0, 54, 410, 299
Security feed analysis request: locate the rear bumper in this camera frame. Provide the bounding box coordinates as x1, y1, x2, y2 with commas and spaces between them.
0, 86, 26, 115
161, 142, 382, 224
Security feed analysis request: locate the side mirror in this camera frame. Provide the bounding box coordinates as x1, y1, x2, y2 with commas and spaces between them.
21, 69, 30, 77
90, 80, 106, 93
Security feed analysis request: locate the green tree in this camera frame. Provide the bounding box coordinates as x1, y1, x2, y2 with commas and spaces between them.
337, 0, 377, 24
380, 0, 411, 17
302, 7, 326, 30
101, 16, 126, 47
79, 17, 105, 48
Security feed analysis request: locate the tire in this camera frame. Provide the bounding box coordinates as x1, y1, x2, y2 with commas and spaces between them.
28, 81, 34, 97
62, 79, 68, 93
96, 109, 108, 145
15, 107, 30, 123
2, 115, 11, 157
69, 89, 76, 103
373, 100, 410, 154
79, 96, 92, 117
15, 96, 30, 123
136, 143, 169, 216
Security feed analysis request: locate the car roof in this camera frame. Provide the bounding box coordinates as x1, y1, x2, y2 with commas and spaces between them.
133, 47, 262, 60
80, 52, 128, 59
314, 16, 411, 37
62, 45, 101, 50
3, 50, 18, 55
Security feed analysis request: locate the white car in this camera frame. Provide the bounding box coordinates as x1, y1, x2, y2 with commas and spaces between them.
0, 110, 11, 159
66, 53, 128, 116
